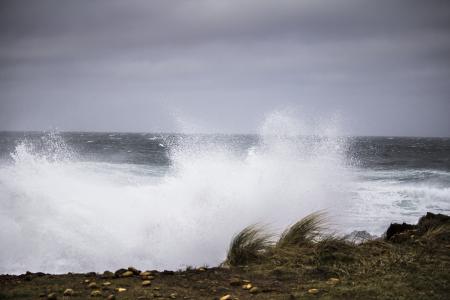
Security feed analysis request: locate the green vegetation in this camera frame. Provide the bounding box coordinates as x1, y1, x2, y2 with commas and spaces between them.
222, 211, 450, 299
277, 211, 327, 248
0, 212, 449, 299
225, 224, 273, 266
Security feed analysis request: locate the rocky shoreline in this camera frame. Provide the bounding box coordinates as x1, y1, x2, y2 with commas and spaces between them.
1, 212, 449, 299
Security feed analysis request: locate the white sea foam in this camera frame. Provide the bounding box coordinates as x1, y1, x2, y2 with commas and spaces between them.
0, 112, 449, 274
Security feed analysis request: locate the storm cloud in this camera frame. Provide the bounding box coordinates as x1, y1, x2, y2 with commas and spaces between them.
1, 0, 449, 136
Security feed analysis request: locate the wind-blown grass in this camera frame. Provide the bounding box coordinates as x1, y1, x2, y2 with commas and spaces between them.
277, 211, 328, 248
421, 224, 450, 242
225, 224, 273, 266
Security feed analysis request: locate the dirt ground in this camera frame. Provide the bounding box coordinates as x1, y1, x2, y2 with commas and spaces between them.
1, 213, 449, 299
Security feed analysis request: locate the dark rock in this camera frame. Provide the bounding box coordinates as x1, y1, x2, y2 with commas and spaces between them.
417, 212, 450, 233
102, 271, 114, 279
114, 268, 127, 277
386, 212, 450, 241
47, 293, 57, 300
86, 272, 97, 277
162, 270, 174, 275
385, 222, 417, 240
128, 266, 141, 275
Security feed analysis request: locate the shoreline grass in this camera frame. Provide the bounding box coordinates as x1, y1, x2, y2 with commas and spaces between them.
1, 212, 449, 299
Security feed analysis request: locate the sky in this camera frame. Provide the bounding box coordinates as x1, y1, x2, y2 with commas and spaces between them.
0, 0, 449, 136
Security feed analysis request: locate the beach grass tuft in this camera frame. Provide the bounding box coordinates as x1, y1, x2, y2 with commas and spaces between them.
277, 211, 328, 248
225, 224, 273, 266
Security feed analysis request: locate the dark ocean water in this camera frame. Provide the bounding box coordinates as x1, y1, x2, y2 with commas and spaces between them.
0, 131, 449, 274
1, 132, 449, 170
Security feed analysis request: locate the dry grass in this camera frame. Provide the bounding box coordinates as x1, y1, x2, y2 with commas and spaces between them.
1, 212, 449, 299
277, 211, 328, 248
225, 224, 273, 266
421, 224, 450, 242
226, 211, 331, 266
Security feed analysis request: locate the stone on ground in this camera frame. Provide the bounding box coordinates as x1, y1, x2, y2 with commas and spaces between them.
63, 288, 74, 296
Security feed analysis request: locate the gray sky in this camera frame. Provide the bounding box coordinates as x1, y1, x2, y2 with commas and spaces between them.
0, 0, 449, 136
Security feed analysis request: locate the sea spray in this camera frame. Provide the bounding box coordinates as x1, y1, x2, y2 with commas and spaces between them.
0, 113, 350, 274
1, 113, 449, 274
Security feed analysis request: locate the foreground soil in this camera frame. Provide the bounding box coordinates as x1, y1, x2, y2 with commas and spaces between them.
1, 214, 449, 299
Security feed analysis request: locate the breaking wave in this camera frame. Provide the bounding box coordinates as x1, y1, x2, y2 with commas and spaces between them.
0, 112, 449, 274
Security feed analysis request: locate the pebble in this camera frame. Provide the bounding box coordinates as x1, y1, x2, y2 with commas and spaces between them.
47, 293, 57, 300
63, 288, 74, 296
84, 279, 90, 284
114, 268, 127, 277
170, 293, 178, 299
106, 295, 116, 300
308, 288, 319, 294
242, 283, 252, 290
249, 287, 260, 294
142, 280, 152, 287
121, 270, 134, 277
128, 266, 141, 275
140, 271, 153, 276
102, 281, 112, 286
88, 282, 98, 289
90, 290, 102, 297
220, 295, 231, 300
327, 278, 340, 285
102, 271, 114, 279
115, 287, 127, 293
229, 278, 241, 286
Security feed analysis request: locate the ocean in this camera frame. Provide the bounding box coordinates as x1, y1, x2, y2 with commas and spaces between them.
0, 130, 449, 274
